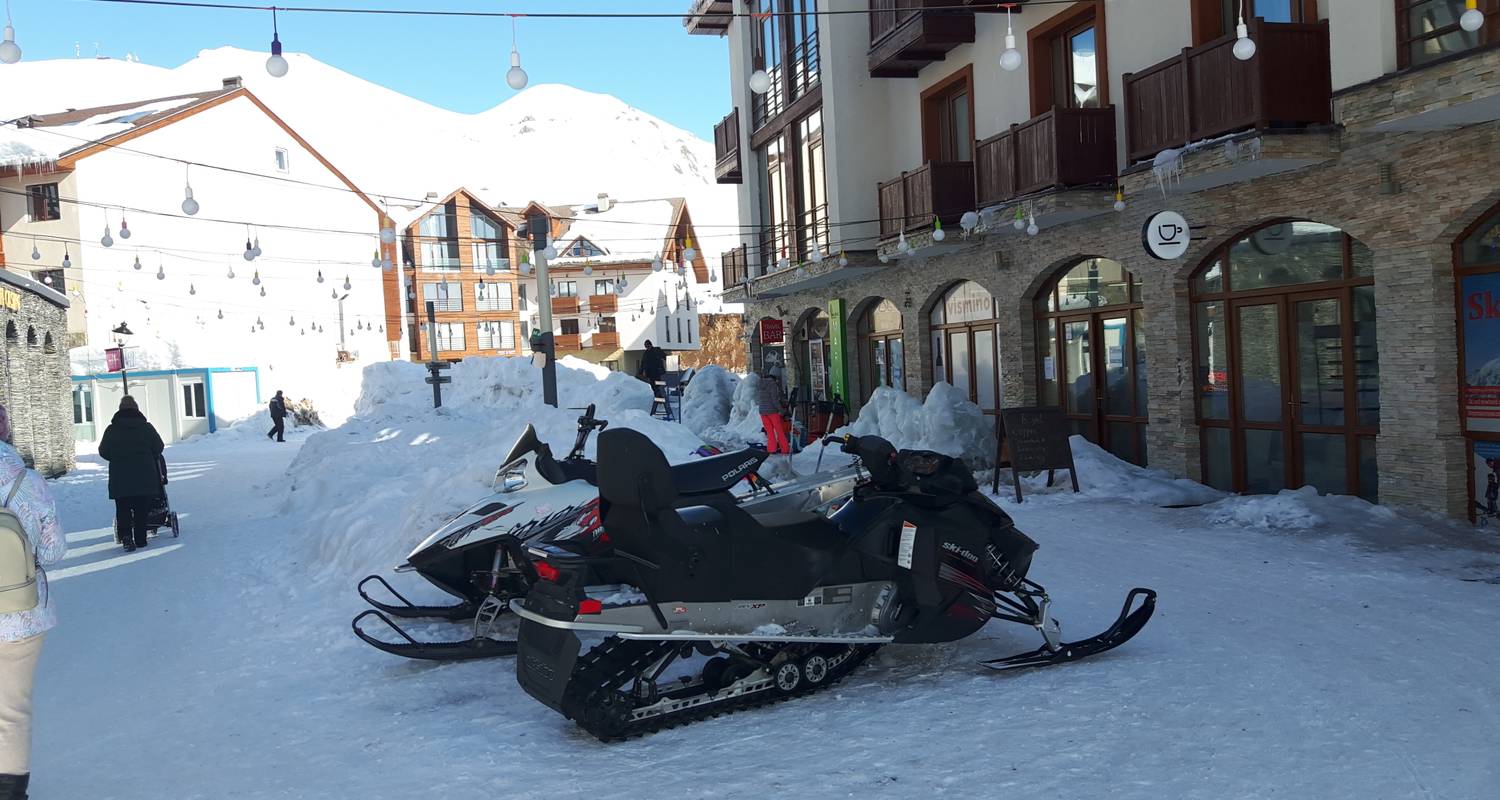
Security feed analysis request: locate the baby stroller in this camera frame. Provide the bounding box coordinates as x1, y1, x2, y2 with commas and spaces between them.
114, 454, 180, 544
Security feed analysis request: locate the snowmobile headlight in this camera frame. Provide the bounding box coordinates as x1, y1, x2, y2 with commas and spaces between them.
495, 458, 529, 493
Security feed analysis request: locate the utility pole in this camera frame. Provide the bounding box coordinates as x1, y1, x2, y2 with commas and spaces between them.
423, 300, 451, 408
527, 212, 558, 407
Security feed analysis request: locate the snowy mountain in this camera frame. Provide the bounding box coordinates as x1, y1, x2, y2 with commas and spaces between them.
0, 48, 738, 260
1470, 356, 1500, 387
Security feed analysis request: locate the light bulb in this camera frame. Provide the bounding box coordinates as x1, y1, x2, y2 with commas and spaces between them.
1233, 22, 1257, 61
795, 266, 808, 279
1114, 190, 1126, 212
371, 251, 381, 269
252, 270, 261, 286
1461, 4, 1484, 32
1000, 43, 1022, 72
331, 289, 338, 299
838, 252, 849, 267
244, 240, 257, 261
290, 316, 296, 326
156, 264, 166, 280
0, 25, 20, 65
381, 258, 393, 271
42, 274, 51, 285
251, 237, 261, 258
260, 286, 267, 297
778, 257, 791, 271
300, 329, 305, 336
343, 276, 352, 291
652, 259, 663, 272
683, 246, 697, 261
119, 218, 131, 239
30, 244, 39, 260
896, 232, 910, 253
932, 227, 946, 242
1027, 217, 1040, 237
583, 265, 593, 276
379, 226, 396, 245
228, 266, 236, 279
1013, 216, 1026, 231
810, 249, 824, 263
507, 48, 528, 90
749, 69, 772, 95
266, 31, 289, 77
182, 186, 199, 216
960, 211, 979, 231
879, 253, 890, 264
101, 226, 114, 247
543, 244, 558, 260
189, 283, 196, 295
217, 309, 224, 320
316, 270, 324, 283
63, 251, 71, 269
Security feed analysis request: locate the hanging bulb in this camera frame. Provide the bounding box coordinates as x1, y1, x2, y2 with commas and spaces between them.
507, 19, 529, 90
838, 250, 849, 267
0, 16, 20, 65
316, 270, 324, 283
584, 264, 595, 276
810, 248, 824, 263
189, 283, 196, 296
652, 258, 663, 272
1233, 3, 1257, 61
251, 326, 257, 334
960, 211, 979, 232
1013, 207, 1026, 231
683, 239, 697, 262
101, 225, 114, 248
217, 309, 224, 320
119, 217, 131, 240
227, 265, 236, 279
879, 253, 890, 264
63, 248, 71, 269
42, 274, 51, 285
132, 255, 142, 271
182, 185, 199, 216
251, 236, 261, 259
331, 288, 338, 300
266, 9, 289, 77
749, 69, 771, 95
932, 218, 946, 242
156, 263, 166, 281
710, 269, 718, 282
260, 285, 267, 297
896, 231, 910, 253
485, 262, 497, 276
290, 315, 296, 326
300, 328, 305, 336
1114, 188, 1126, 212
244, 238, 257, 261
542, 244, 558, 260
795, 265, 808, 279
1462, 0, 1485, 31
1000, 7, 1022, 72
30, 242, 39, 261
371, 251, 381, 269
618, 275, 628, 290
257, 316, 264, 329
252, 270, 261, 286
343, 275, 352, 291
1026, 214, 1040, 237
379, 224, 396, 245
357, 320, 364, 330
381, 257, 393, 272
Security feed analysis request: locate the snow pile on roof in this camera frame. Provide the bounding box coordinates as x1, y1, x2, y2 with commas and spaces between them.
1204, 485, 1397, 530
551, 199, 677, 266
0, 122, 135, 168
841, 384, 995, 467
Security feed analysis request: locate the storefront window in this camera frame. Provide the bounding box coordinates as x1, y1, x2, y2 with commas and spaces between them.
1458, 203, 1500, 524
931, 281, 1001, 420
859, 299, 905, 401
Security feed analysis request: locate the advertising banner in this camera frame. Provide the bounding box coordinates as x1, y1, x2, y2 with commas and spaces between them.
827, 299, 848, 403
105, 347, 124, 373
1462, 273, 1500, 433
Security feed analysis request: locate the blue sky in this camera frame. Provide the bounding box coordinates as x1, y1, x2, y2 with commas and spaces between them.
16, 0, 732, 137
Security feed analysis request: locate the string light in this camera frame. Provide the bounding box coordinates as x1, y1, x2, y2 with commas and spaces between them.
156, 262, 166, 280
316, 270, 324, 283
101, 220, 115, 248
1114, 187, 1126, 212
189, 283, 196, 295
506, 17, 528, 90
0, 1, 20, 64
1000, 5, 1022, 72
960, 211, 979, 232
1013, 207, 1026, 231
119, 215, 131, 239
260, 285, 267, 297
931, 218, 946, 242
343, 275, 352, 291
266, 7, 289, 77
896, 231, 910, 253
1026, 212, 1039, 237
252, 269, 261, 286
1461, 0, 1484, 32
181, 165, 200, 216
1233, 1, 1256, 61
63, 247, 71, 269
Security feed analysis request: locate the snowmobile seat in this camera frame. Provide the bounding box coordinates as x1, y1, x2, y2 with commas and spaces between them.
737, 509, 846, 551
669, 448, 768, 496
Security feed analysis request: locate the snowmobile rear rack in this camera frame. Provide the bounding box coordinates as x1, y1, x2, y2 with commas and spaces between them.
356, 575, 475, 621
981, 587, 1156, 671
351, 608, 517, 661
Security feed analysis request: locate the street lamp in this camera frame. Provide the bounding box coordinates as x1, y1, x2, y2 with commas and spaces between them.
337, 293, 349, 351
111, 322, 134, 393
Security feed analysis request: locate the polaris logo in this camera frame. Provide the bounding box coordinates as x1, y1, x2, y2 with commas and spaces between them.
722, 458, 758, 482
943, 541, 979, 564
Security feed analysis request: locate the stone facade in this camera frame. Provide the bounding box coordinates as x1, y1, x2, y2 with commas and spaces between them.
0, 270, 74, 476
745, 114, 1500, 519
678, 313, 749, 374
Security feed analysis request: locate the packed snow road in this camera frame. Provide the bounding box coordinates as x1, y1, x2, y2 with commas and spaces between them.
33, 432, 1500, 799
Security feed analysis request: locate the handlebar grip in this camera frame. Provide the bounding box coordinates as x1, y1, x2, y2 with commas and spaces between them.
597, 421, 608, 431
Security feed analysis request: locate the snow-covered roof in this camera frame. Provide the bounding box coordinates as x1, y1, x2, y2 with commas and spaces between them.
0, 88, 234, 169
549, 198, 682, 267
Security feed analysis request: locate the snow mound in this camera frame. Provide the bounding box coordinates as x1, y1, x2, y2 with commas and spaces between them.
841, 384, 994, 466
679, 364, 740, 437
695, 372, 768, 449
1204, 485, 1397, 531
1067, 436, 1226, 507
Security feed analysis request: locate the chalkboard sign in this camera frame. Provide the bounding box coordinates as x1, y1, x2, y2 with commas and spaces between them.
992, 406, 1079, 502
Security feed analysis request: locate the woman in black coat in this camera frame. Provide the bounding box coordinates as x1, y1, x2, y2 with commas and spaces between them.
98, 396, 165, 552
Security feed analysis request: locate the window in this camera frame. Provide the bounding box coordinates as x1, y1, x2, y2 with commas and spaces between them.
750, 0, 819, 130
475, 280, 513, 311
566, 238, 604, 258
181, 381, 207, 418
594, 279, 614, 296
471, 210, 509, 272
27, 183, 60, 222
1194, 0, 1315, 43
556, 281, 578, 298
677, 318, 685, 343
559, 319, 580, 335
422, 281, 463, 312
921, 66, 973, 162
35, 269, 64, 293
420, 201, 461, 271
1028, 3, 1109, 116
796, 110, 828, 259
274, 148, 290, 173
757, 107, 827, 271
1397, 0, 1496, 68
478, 320, 515, 350
598, 316, 617, 333
73, 384, 94, 424
434, 322, 466, 352
519, 283, 529, 311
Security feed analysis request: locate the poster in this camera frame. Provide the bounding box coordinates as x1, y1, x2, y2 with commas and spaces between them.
827, 299, 848, 404
1474, 440, 1500, 527
809, 338, 827, 400
1462, 273, 1500, 433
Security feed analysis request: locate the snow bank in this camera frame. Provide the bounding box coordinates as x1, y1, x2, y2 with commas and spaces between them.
840, 384, 994, 466
695, 372, 768, 449
1204, 485, 1398, 531
1066, 436, 1225, 507
679, 364, 740, 438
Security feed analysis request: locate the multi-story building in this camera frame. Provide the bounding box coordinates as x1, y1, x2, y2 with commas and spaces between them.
396, 192, 706, 375
688, 0, 1500, 521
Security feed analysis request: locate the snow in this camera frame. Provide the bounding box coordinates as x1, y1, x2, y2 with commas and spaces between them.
678, 364, 739, 438
1204, 485, 1399, 531
1052, 435, 1226, 508
839, 384, 995, 466
548, 199, 678, 267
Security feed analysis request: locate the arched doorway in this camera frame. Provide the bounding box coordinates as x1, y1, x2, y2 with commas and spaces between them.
930, 281, 1001, 421
1457, 202, 1500, 524
1035, 257, 1148, 464
1190, 220, 1378, 499
858, 298, 905, 402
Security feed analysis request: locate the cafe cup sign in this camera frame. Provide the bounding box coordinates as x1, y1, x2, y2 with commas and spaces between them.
1142, 210, 1191, 261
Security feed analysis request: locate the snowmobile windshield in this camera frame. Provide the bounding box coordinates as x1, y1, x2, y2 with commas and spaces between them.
500, 425, 544, 469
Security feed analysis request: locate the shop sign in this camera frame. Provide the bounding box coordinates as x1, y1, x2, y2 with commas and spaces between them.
105, 347, 124, 372
1142, 210, 1191, 260
809, 337, 827, 399
1462, 273, 1500, 433
758, 318, 784, 345
942, 281, 996, 323
0, 287, 19, 312
827, 299, 848, 404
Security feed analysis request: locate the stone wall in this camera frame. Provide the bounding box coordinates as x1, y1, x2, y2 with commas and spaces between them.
745, 118, 1500, 518
678, 313, 749, 374
0, 271, 74, 476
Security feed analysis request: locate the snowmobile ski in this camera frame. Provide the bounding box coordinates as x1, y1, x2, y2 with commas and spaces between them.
980, 588, 1156, 671
351, 606, 517, 662
357, 575, 476, 621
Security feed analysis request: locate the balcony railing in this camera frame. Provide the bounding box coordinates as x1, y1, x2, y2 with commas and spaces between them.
713, 108, 742, 184
587, 294, 617, 314
552, 296, 580, 315
1123, 19, 1332, 163
722, 244, 749, 286
868, 1, 975, 78
555, 333, 583, 351
877, 161, 975, 240
975, 106, 1117, 207
590, 331, 620, 349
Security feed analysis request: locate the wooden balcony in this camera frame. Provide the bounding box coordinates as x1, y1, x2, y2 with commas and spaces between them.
590, 331, 619, 349
587, 294, 617, 314
683, 0, 733, 36
868, 1, 975, 78
555, 333, 583, 351
975, 106, 1117, 207
877, 161, 975, 240
551, 296, 580, 315
721, 245, 749, 287
1123, 19, 1331, 163
713, 109, 742, 185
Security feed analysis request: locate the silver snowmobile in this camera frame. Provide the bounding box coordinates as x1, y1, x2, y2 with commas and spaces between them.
513, 428, 1157, 740
352, 405, 859, 661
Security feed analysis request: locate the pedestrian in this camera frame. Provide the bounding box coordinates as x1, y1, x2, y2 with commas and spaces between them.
637, 341, 671, 421
0, 404, 66, 800
267, 390, 288, 443
97, 396, 165, 553
757, 367, 790, 455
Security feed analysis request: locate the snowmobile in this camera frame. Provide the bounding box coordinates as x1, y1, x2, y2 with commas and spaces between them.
352, 405, 859, 662
512, 428, 1157, 740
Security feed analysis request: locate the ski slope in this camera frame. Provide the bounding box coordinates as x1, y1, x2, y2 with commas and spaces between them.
31, 361, 1500, 799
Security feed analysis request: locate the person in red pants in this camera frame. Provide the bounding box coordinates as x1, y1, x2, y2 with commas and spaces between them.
756, 368, 790, 454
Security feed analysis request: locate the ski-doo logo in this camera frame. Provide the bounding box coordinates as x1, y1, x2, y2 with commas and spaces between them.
722, 457, 759, 482
943, 541, 979, 564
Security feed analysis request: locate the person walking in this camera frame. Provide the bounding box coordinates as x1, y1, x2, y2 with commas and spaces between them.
637, 342, 671, 421
0, 404, 66, 800
757, 367, 790, 455
266, 390, 288, 443
98, 396, 165, 553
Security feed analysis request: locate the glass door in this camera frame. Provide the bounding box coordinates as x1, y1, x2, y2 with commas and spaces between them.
1232, 300, 1291, 493
1060, 318, 1096, 441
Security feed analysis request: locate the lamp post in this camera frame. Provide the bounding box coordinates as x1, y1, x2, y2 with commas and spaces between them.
337, 293, 349, 351
110, 321, 133, 394
522, 214, 558, 407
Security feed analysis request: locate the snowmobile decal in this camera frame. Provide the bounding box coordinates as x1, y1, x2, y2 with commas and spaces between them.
897, 522, 917, 569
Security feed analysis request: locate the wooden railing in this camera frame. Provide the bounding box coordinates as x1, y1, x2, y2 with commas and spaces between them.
590, 331, 619, 349
555, 333, 583, 351
975, 106, 1117, 207
869, 0, 923, 44
587, 294, 617, 314
1123, 19, 1331, 162
551, 296, 580, 315
713, 108, 741, 184
721, 244, 749, 286
877, 161, 975, 239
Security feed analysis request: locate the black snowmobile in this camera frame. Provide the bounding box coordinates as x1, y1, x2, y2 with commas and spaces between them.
513, 428, 1157, 740
352, 405, 857, 662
